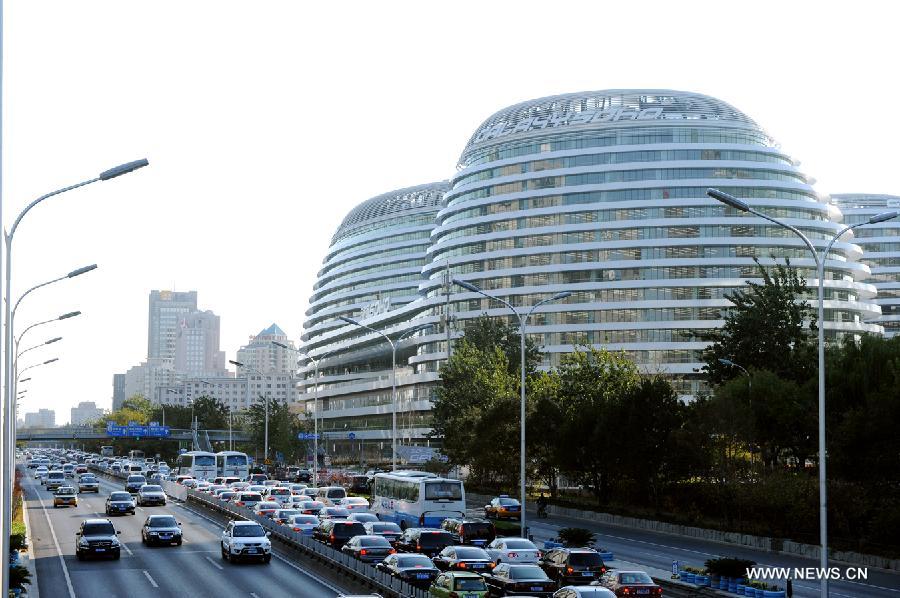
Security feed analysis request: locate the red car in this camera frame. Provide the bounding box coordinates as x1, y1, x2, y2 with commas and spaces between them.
596, 570, 663, 597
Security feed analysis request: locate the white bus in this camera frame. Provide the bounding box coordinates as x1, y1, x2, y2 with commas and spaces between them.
174, 450, 217, 480
128, 449, 145, 462
372, 471, 466, 529
216, 451, 250, 480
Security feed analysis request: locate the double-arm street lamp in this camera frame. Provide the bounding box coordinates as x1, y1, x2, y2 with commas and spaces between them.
229, 360, 270, 465
1, 158, 148, 598
707, 188, 898, 597
451, 279, 570, 538
336, 318, 432, 471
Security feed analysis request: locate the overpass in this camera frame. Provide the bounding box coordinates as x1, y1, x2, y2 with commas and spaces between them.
15, 426, 251, 444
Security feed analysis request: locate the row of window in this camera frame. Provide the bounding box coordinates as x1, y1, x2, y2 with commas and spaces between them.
306, 288, 416, 319
331, 212, 437, 246
316, 257, 427, 289
853, 227, 900, 238
327, 230, 431, 264
313, 272, 422, 303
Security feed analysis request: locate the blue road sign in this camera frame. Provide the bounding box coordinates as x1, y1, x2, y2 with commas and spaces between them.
297, 432, 320, 440
179, 448, 187, 454
348, 432, 356, 440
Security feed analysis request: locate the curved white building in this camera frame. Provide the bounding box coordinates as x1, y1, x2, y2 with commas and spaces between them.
831, 194, 900, 337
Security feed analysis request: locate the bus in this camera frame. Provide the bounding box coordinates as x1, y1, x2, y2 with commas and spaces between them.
372, 471, 466, 528
128, 449, 145, 462
216, 451, 250, 480
100, 446, 114, 458
173, 450, 217, 480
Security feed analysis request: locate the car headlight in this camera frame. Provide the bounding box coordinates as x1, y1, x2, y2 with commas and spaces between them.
111, 539, 120, 547
148, 531, 158, 536
78, 538, 89, 547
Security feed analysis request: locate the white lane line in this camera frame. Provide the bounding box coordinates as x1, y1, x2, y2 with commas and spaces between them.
250, 593, 261, 598
205, 555, 224, 571
34, 486, 77, 598
142, 570, 159, 588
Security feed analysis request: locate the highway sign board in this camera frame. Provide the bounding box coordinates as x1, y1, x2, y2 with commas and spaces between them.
297, 432, 320, 440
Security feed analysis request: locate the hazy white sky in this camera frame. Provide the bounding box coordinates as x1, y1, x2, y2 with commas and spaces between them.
5, 1, 898, 422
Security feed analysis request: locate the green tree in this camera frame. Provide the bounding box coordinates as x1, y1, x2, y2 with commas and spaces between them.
191, 395, 230, 430
701, 259, 816, 385
244, 397, 308, 465
462, 314, 541, 376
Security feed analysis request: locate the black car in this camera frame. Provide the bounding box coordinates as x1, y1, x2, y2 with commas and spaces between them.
124, 474, 146, 494
432, 545, 494, 572
440, 517, 496, 547
540, 547, 607, 586
394, 528, 456, 557
75, 518, 122, 560
313, 519, 366, 548
376, 552, 441, 589
340, 534, 395, 563
105, 491, 136, 515
141, 515, 183, 546
483, 563, 556, 597
363, 521, 403, 545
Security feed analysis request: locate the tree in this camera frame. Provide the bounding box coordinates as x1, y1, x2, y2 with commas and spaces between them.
191, 395, 230, 430
461, 314, 541, 376
701, 259, 816, 385
244, 397, 308, 465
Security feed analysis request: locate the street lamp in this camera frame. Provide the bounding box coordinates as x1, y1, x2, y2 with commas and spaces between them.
273, 341, 321, 485
230, 360, 270, 466
718, 358, 751, 406
15, 311, 80, 352
452, 279, 570, 538
707, 188, 898, 596
2, 159, 147, 597
336, 318, 432, 471
199, 380, 231, 451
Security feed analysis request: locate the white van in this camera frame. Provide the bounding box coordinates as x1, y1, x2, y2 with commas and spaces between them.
315, 486, 347, 506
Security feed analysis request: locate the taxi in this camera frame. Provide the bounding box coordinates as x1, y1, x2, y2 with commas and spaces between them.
484, 495, 521, 520
429, 571, 489, 597
53, 486, 78, 508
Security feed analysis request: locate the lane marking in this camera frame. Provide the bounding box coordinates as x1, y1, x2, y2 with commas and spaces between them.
33, 484, 77, 598
142, 570, 159, 588
250, 593, 261, 598
205, 555, 225, 571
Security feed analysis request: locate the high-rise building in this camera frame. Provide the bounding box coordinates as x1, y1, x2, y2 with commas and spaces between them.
831, 194, 900, 337
174, 310, 227, 378
23, 409, 55, 428
235, 324, 297, 376
112, 373, 126, 411
124, 358, 176, 403
70, 401, 104, 426
148, 290, 198, 361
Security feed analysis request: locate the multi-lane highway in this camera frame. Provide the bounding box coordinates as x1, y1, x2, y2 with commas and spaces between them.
21, 468, 354, 598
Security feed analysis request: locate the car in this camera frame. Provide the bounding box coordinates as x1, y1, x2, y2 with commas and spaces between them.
288, 483, 307, 495
594, 570, 662, 597
337, 496, 370, 512
248, 473, 268, 484
297, 499, 326, 514
106, 491, 136, 515
485, 537, 542, 565
110, 463, 122, 473
483, 563, 556, 597
300, 487, 319, 498
395, 528, 456, 557
33, 466, 48, 480
348, 512, 379, 524
264, 486, 293, 506
252, 501, 281, 518
340, 534, 396, 563
141, 515, 183, 546
233, 492, 263, 508
248, 485, 268, 493
218, 491, 237, 502
44, 470, 66, 490
441, 518, 496, 547
286, 514, 320, 535
229, 481, 250, 491
552, 588, 617, 598
137, 484, 167, 506
213, 487, 234, 498
63, 464, 76, 478
272, 508, 302, 524
204, 484, 227, 496
429, 571, 489, 597
432, 545, 495, 573
262, 479, 281, 488
77, 475, 100, 493
484, 496, 521, 520
125, 474, 147, 494
540, 547, 607, 587
175, 475, 194, 485
220, 520, 272, 563
75, 518, 122, 560
182, 478, 200, 489
75, 465, 88, 475
363, 521, 402, 545
313, 519, 366, 548
53, 486, 78, 508
318, 506, 351, 521
376, 552, 441, 589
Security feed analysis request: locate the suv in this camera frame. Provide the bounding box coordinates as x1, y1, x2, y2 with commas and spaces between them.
440, 518, 496, 547
106, 491, 136, 515
313, 519, 366, 548
75, 518, 122, 560
395, 528, 456, 557
220, 520, 271, 563
44, 470, 66, 490
125, 474, 147, 494
539, 547, 607, 586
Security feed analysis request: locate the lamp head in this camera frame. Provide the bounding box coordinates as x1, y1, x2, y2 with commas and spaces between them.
43, 358, 59, 364
229, 360, 245, 367
59, 311, 81, 320
868, 211, 900, 224
68, 264, 98, 278
552, 291, 572, 301
19, 378, 31, 383
452, 279, 480, 293
338, 315, 360, 326
45, 337, 62, 345
707, 188, 750, 212
272, 341, 290, 349
718, 358, 735, 366
99, 158, 149, 181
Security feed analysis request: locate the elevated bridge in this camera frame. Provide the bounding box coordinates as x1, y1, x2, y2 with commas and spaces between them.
15, 426, 250, 443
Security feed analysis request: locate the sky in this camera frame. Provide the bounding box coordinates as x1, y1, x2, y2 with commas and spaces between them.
4, 1, 898, 423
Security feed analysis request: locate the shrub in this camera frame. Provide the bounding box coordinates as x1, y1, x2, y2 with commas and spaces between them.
557, 527, 596, 547
704, 557, 756, 579
9, 564, 31, 591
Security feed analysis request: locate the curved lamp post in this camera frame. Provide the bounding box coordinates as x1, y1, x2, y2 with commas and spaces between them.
707, 188, 898, 597
452, 279, 570, 538
229, 360, 269, 465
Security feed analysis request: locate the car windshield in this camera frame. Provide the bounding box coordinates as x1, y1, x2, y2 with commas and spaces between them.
232, 524, 265, 537
109, 492, 132, 501
127, 476, 145, 483
569, 552, 603, 567
80, 476, 96, 481
334, 523, 366, 537
423, 481, 462, 501
241, 493, 262, 501
142, 485, 162, 492
498, 498, 519, 506
620, 572, 654, 584
270, 488, 290, 495
290, 515, 319, 524
455, 578, 487, 591
149, 516, 177, 527
49, 472, 64, 478
326, 508, 349, 516
461, 522, 493, 537
502, 539, 535, 549
257, 502, 279, 509
455, 547, 488, 559
510, 565, 547, 579
277, 510, 300, 517
417, 531, 452, 547
56, 487, 75, 495
360, 536, 390, 547
398, 555, 434, 567
371, 522, 401, 532
82, 523, 115, 535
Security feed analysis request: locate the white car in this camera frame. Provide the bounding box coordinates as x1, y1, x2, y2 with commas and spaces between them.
338, 496, 370, 512
220, 520, 271, 563
137, 484, 167, 506
485, 537, 542, 564
34, 466, 48, 480
264, 486, 293, 506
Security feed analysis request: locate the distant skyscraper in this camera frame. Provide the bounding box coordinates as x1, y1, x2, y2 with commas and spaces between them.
148, 290, 198, 362
23, 409, 55, 428
71, 401, 104, 426
174, 310, 227, 378
235, 324, 297, 376
112, 373, 126, 410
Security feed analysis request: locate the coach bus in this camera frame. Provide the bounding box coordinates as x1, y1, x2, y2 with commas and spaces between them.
372, 471, 465, 529
174, 450, 217, 480
216, 451, 250, 480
